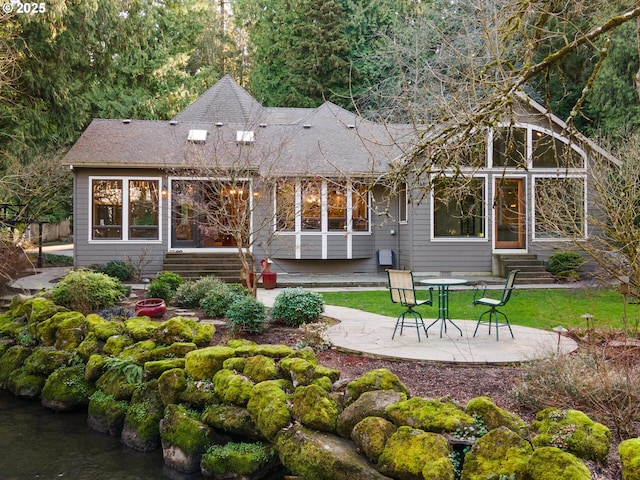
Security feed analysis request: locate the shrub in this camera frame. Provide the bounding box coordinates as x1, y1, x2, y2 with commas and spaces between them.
147, 271, 184, 302
172, 276, 224, 308
271, 287, 325, 327
225, 296, 266, 335
547, 251, 585, 280
41, 253, 74, 267
200, 282, 248, 318
51, 269, 127, 314
102, 260, 134, 282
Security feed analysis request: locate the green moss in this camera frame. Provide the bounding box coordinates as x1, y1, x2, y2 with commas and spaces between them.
157, 367, 187, 406
41, 364, 93, 411
160, 403, 213, 455
247, 380, 292, 441
234, 344, 295, 358
0, 345, 32, 388
76, 332, 103, 362
85, 354, 107, 382
213, 369, 255, 406
177, 379, 219, 409
154, 316, 214, 347
88, 390, 129, 436
35, 311, 85, 347
223, 356, 246, 372
22, 297, 65, 327
292, 384, 339, 433
201, 442, 276, 477
84, 313, 107, 334
23, 346, 73, 376
345, 368, 409, 404
226, 339, 257, 348
526, 446, 591, 480
201, 404, 261, 439
461, 426, 533, 480
102, 334, 134, 356
146, 342, 197, 361
6, 367, 46, 398
619, 438, 640, 480
124, 318, 160, 341
378, 426, 453, 480
243, 355, 280, 383
184, 346, 236, 380
351, 416, 397, 463
144, 358, 185, 378
385, 397, 476, 433
123, 380, 164, 444
466, 396, 529, 436
532, 408, 611, 462
92, 319, 125, 341
95, 369, 138, 401
118, 339, 157, 363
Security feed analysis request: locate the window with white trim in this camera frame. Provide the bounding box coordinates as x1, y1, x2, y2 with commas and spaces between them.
91, 178, 160, 240
534, 176, 586, 239
433, 177, 486, 238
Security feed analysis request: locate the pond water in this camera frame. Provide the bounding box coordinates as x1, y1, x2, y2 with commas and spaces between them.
0, 390, 201, 480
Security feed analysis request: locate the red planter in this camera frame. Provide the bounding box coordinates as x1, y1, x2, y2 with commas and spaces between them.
135, 298, 167, 318
262, 271, 277, 289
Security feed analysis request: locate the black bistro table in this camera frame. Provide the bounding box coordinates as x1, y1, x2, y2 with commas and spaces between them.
420, 278, 467, 338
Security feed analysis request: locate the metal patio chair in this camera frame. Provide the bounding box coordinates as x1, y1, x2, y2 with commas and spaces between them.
387, 269, 433, 341
472, 269, 520, 340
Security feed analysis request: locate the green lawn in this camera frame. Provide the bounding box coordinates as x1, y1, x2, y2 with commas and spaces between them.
321, 287, 639, 331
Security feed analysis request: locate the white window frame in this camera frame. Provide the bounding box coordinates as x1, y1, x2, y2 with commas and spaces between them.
531, 175, 588, 241
89, 176, 163, 244
430, 174, 489, 242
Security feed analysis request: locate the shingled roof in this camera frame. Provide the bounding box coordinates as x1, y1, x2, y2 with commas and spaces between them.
62, 75, 413, 175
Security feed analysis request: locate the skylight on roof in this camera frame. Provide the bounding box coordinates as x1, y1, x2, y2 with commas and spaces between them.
187, 129, 208, 144
236, 130, 255, 144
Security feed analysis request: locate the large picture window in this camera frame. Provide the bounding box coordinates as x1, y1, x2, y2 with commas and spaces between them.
433, 178, 485, 238
534, 177, 585, 238
276, 180, 369, 233
91, 178, 160, 241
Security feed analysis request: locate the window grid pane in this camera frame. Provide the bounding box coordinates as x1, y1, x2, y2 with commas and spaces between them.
129, 180, 159, 239
92, 180, 123, 239
434, 179, 485, 238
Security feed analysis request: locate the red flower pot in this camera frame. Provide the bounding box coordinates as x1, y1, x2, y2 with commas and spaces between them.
135, 298, 167, 318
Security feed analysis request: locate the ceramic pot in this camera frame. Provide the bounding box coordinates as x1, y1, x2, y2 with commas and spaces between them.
135, 298, 167, 318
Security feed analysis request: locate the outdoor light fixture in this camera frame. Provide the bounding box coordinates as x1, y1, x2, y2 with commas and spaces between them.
161, 185, 168, 198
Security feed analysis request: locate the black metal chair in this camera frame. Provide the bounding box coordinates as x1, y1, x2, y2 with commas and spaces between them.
472, 269, 520, 340
387, 269, 433, 341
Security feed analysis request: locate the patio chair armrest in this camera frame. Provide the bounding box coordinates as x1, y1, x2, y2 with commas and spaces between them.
472, 283, 487, 304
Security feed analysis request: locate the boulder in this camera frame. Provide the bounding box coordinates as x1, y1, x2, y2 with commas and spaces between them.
154, 316, 214, 347
185, 346, 236, 380
351, 416, 397, 463
465, 396, 529, 436
23, 346, 73, 376
279, 356, 340, 388
525, 446, 592, 480
532, 408, 611, 463
0, 345, 32, 388
178, 378, 219, 409
103, 334, 134, 356
6, 367, 46, 398
385, 396, 477, 433
344, 368, 409, 405
87, 391, 129, 436
337, 389, 406, 438
41, 364, 93, 412
460, 426, 533, 480
233, 343, 295, 358
76, 332, 103, 361
242, 355, 280, 383
35, 311, 84, 348
124, 317, 160, 341
85, 354, 107, 382
291, 384, 340, 433
377, 426, 453, 480
246, 380, 292, 441
619, 438, 640, 480
200, 441, 282, 480
144, 358, 186, 379
275, 424, 392, 480
202, 404, 264, 440
121, 380, 164, 452
157, 367, 188, 406
213, 369, 255, 406
91, 318, 126, 341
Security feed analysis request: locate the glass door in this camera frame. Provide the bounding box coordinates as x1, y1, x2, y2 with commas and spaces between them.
171, 181, 198, 248
494, 178, 525, 249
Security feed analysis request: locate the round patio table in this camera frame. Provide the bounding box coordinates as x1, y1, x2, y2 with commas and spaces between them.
420, 278, 467, 338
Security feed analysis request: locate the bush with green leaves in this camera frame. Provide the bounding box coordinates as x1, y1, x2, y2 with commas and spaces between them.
200, 282, 248, 318
51, 269, 128, 314
147, 271, 185, 302
172, 276, 224, 308
225, 295, 266, 335
547, 251, 585, 281
270, 287, 325, 327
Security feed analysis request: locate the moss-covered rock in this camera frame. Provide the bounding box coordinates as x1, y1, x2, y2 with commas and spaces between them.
234, 343, 295, 359
144, 358, 185, 378
41, 364, 93, 412
275, 424, 391, 480
23, 346, 73, 376
23, 297, 66, 328
95, 369, 138, 401
102, 334, 134, 356
124, 317, 160, 341
292, 384, 340, 433
35, 311, 84, 347
278, 356, 339, 388
247, 380, 292, 441
243, 354, 280, 383
460, 426, 533, 480
532, 408, 611, 463
465, 396, 529, 436
619, 438, 640, 480
201, 442, 281, 479
185, 346, 235, 380
177, 378, 219, 409
223, 356, 246, 372
160, 403, 220, 473
85, 354, 107, 382
154, 316, 214, 347
0, 345, 33, 388
6, 367, 46, 398
385, 397, 477, 433
157, 367, 187, 406
76, 332, 103, 362
118, 339, 157, 363
202, 404, 263, 440
351, 416, 397, 463
525, 446, 591, 480
344, 368, 409, 405
377, 426, 453, 480
92, 319, 125, 341
87, 390, 129, 436
213, 368, 255, 406
337, 389, 407, 439
121, 380, 164, 452
146, 342, 197, 361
